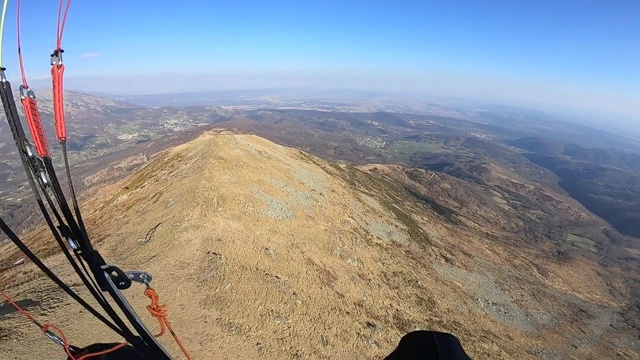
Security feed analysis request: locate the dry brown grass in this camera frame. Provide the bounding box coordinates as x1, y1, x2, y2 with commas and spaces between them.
1, 132, 637, 359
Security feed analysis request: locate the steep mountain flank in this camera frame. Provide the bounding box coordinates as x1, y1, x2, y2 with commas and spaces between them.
1, 132, 638, 359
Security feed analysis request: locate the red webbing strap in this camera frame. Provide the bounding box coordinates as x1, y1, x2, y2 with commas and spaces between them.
21, 95, 50, 157
52, 0, 72, 143
16, 0, 51, 156
51, 60, 66, 142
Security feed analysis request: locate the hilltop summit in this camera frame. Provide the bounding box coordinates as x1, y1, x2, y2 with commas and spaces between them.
1, 131, 638, 359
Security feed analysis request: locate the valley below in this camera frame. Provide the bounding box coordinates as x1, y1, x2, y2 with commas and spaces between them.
0, 91, 639, 359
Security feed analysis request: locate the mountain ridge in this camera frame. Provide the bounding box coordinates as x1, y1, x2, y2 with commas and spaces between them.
1, 131, 638, 359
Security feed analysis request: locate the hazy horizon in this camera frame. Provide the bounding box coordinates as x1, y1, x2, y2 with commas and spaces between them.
40, 77, 640, 136
3, 1, 637, 130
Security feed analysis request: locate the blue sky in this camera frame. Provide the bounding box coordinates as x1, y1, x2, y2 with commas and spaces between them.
1, 0, 639, 120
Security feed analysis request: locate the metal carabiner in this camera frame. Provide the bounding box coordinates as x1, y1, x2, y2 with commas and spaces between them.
125, 271, 153, 289
43, 330, 65, 347
19, 85, 36, 100
51, 49, 64, 66
23, 141, 35, 159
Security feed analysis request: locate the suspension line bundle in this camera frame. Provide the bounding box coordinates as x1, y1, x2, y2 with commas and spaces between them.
0, 1, 190, 358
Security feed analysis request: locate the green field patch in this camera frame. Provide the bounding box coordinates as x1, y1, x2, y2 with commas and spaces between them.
566, 233, 597, 252
390, 140, 447, 154
120, 122, 141, 132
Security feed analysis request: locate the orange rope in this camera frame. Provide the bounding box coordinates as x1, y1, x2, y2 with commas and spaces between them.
2, 288, 192, 359
76, 342, 129, 360
145, 287, 192, 359
41, 323, 78, 359
1, 290, 126, 360
1, 290, 41, 327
